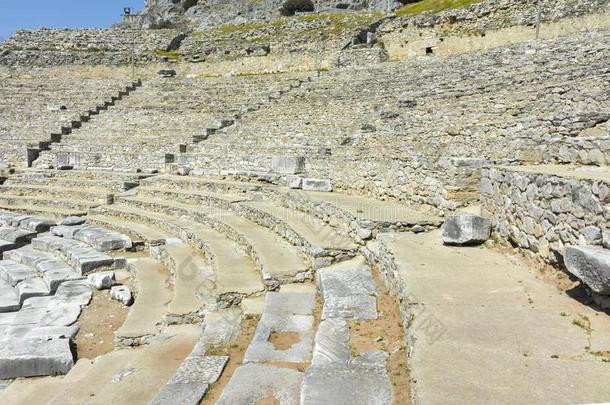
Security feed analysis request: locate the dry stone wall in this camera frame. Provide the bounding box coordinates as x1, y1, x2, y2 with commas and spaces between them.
481, 166, 610, 266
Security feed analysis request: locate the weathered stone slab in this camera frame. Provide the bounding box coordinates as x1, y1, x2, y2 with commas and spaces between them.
0, 337, 74, 379
565, 246, 610, 294
311, 318, 350, 367
322, 295, 378, 320
216, 363, 303, 405
317, 263, 378, 320
244, 312, 314, 363
271, 156, 305, 174
4, 325, 79, 340
50, 225, 83, 239
16, 278, 50, 304
149, 381, 210, 405
193, 309, 241, 354
301, 363, 392, 405
302, 178, 332, 192
0, 285, 20, 313
17, 217, 55, 233
73, 226, 132, 251
441, 212, 491, 245
0, 227, 36, 243
53, 280, 92, 307
0, 260, 36, 286
264, 291, 315, 316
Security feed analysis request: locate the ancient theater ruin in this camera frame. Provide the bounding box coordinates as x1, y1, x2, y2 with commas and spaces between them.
0, 0, 610, 403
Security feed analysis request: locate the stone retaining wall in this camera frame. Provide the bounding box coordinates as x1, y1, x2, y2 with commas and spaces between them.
481, 166, 610, 266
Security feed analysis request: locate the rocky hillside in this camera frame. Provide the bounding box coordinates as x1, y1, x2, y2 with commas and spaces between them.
133, 0, 404, 29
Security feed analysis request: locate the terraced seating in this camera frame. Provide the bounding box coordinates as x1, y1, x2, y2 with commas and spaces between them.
178, 28, 610, 211
0, 68, 137, 168
0, 215, 133, 380
38, 73, 310, 171
0, 169, 150, 219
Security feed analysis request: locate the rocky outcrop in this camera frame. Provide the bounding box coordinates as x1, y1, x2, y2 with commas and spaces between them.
133, 0, 403, 29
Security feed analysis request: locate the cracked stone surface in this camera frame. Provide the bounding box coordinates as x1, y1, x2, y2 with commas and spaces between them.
216, 363, 303, 405
317, 261, 378, 320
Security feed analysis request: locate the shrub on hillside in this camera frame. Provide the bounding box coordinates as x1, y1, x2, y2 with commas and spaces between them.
280, 0, 315, 16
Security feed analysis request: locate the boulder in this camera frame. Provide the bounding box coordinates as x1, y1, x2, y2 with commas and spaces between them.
302, 178, 332, 192
565, 246, 610, 295
271, 156, 305, 175
442, 212, 491, 245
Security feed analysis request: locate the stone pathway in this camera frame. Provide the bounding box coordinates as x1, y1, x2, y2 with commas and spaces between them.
376, 230, 610, 405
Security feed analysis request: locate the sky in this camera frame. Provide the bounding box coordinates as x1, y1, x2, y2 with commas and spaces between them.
0, 0, 145, 41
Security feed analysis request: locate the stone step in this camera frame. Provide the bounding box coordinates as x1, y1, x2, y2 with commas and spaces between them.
116, 196, 310, 287
274, 189, 443, 241
0, 226, 37, 244
158, 241, 215, 324
151, 310, 238, 405
0, 240, 19, 254
92, 205, 264, 301
0, 280, 20, 312
0, 184, 114, 205
10, 176, 139, 193
238, 200, 358, 262
317, 258, 378, 321
4, 245, 82, 292
31, 235, 123, 275
0, 194, 99, 212
140, 174, 264, 195
135, 186, 358, 266
0, 260, 37, 286
115, 258, 171, 345
0, 211, 56, 232
50, 225, 132, 252
16, 277, 51, 304
0, 203, 87, 220
86, 214, 168, 246
12, 169, 151, 182
0, 337, 74, 379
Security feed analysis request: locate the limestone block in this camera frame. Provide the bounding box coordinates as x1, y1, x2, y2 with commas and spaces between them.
216, 363, 303, 405
442, 212, 491, 245
87, 271, 115, 290
565, 246, 610, 295
271, 156, 305, 175
301, 363, 392, 405
0, 337, 74, 379
302, 178, 332, 192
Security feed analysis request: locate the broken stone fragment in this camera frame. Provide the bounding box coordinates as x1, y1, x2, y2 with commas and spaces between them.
565, 245, 610, 295
87, 271, 115, 290
441, 212, 491, 245
110, 285, 133, 306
